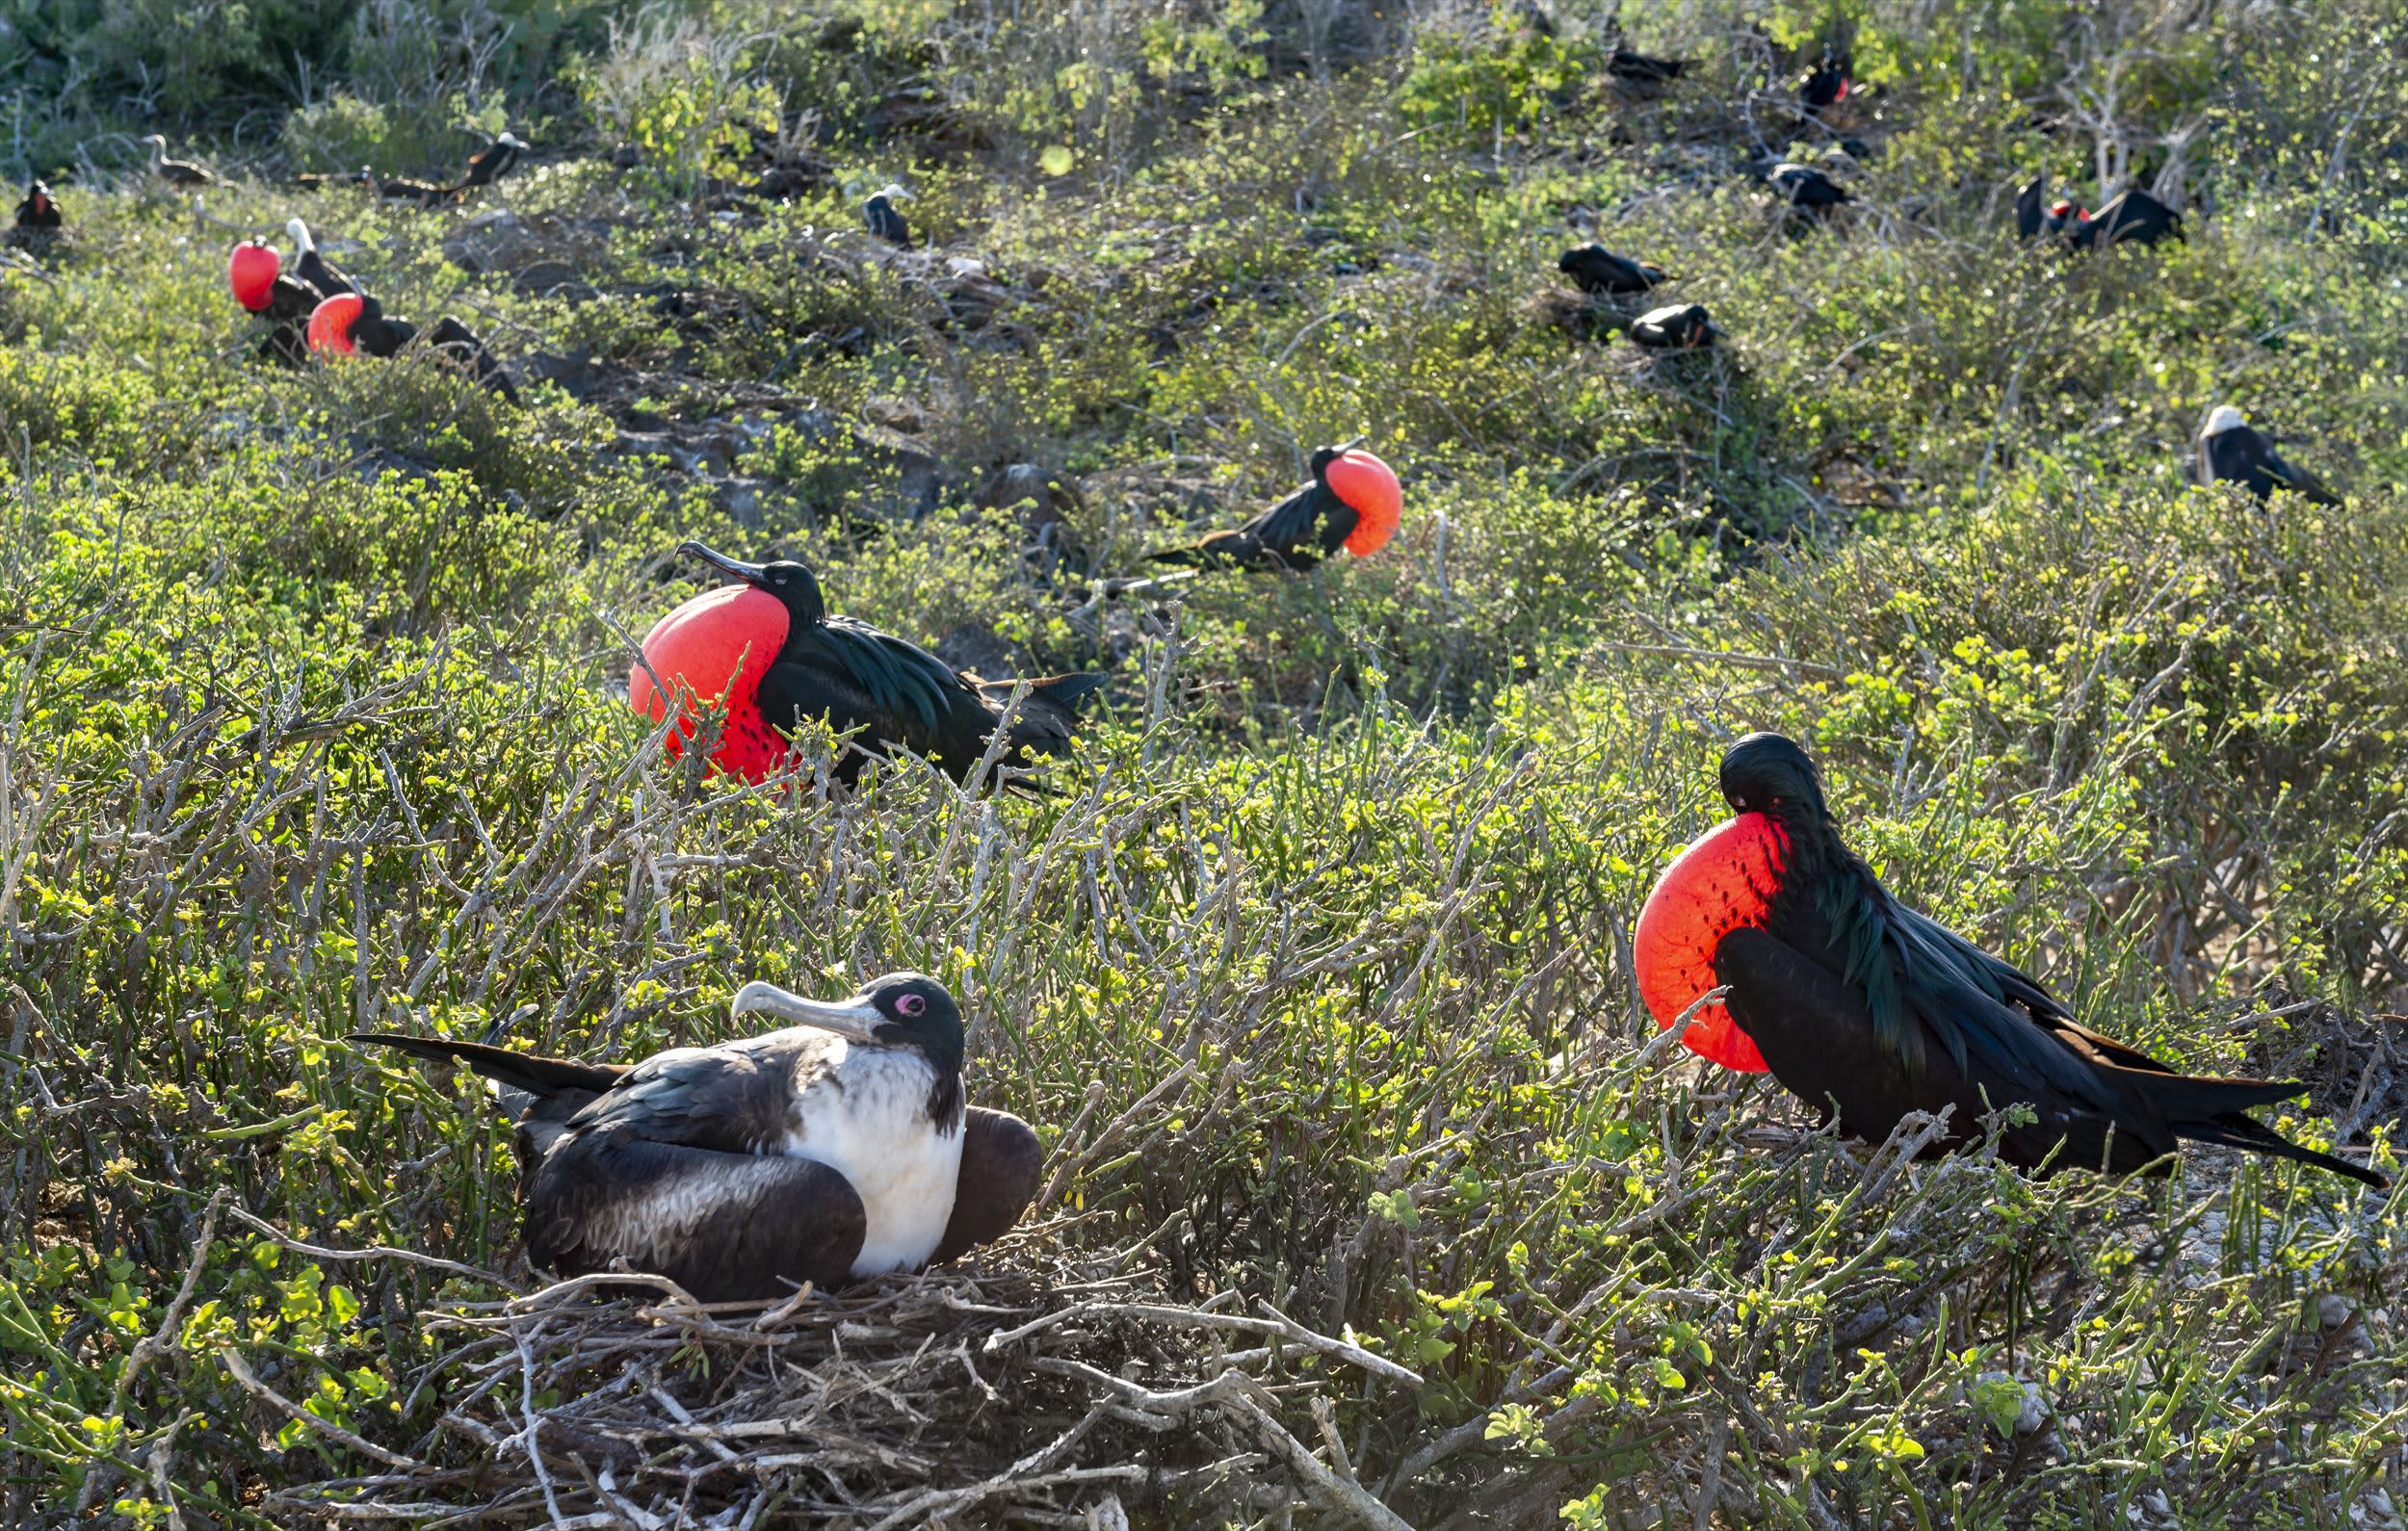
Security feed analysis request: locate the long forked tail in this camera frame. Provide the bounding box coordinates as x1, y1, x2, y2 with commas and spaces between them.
350, 1032, 627, 1101
2148, 1073, 2391, 1190
979, 670, 1111, 758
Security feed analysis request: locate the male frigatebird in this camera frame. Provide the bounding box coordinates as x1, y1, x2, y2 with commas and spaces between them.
306, 275, 522, 405
2071, 187, 2184, 249
13, 181, 61, 233
143, 135, 220, 187
1148, 446, 1403, 572
1635, 733, 2386, 1189
634, 542, 1109, 785
1608, 44, 1691, 83
355, 972, 1043, 1300
1628, 302, 1716, 350
1558, 245, 1669, 297
461, 132, 530, 189
864, 184, 912, 247
1795, 49, 1851, 116
2197, 405, 2339, 505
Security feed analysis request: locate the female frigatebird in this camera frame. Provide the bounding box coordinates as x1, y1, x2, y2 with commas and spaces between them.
1558, 245, 1669, 297
1635, 733, 2386, 1189
1148, 445, 1402, 571
2197, 405, 2339, 505
1628, 302, 1716, 350
355, 972, 1043, 1300
461, 132, 530, 188
635, 542, 1109, 785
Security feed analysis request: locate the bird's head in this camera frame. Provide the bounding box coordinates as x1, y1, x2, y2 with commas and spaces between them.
142, 134, 167, 153
498, 132, 530, 150
1718, 732, 1830, 823
1311, 445, 1404, 558
2202, 404, 2248, 438
306, 292, 367, 355
874, 182, 911, 203
285, 216, 317, 253
730, 972, 965, 1077
677, 540, 826, 627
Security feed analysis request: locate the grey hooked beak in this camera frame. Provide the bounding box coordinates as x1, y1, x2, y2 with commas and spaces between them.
676, 540, 770, 587
730, 981, 883, 1042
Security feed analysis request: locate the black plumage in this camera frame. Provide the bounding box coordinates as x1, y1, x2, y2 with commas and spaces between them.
355, 973, 1045, 1300
2070, 187, 2185, 249
1795, 51, 1851, 115
1628, 302, 1715, 350
2196, 407, 2339, 505
13, 180, 62, 231
285, 218, 360, 301
1557, 245, 1669, 296
143, 135, 219, 187
334, 292, 522, 404
461, 133, 529, 189
372, 171, 460, 208
1704, 734, 2384, 1189
1147, 446, 1373, 571
864, 185, 912, 247
1767, 161, 1849, 212
679, 541, 1109, 785
1608, 45, 1691, 83
2014, 175, 2045, 241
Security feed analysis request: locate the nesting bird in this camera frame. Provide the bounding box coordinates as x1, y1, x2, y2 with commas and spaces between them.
1635, 733, 2386, 1189
2015, 174, 2184, 249
632, 542, 1109, 786
2196, 406, 2338, 505
1766, 161, 1849, 213
1607, 44, 1692, 83
355, 972, 1043, 1300
1557, 245, 1670, 297
461, 132, 531, 189
1628, 302, 1716, 350
143, 135, 220, 187
864, 184, 912, 247
13, 180, 62, 234
1795, 49, 1852, 116
1148, 446, 1403, 572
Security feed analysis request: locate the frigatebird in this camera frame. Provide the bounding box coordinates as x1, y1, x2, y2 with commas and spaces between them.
1558, 245, 1669, 296
370, 169, 459, 208
1628, 302, 1716, 350
2197, 405, 2339, 505
13, 181, 61, 233
285, 217, 360, 300
461, 132, 530, 189
1795, 50, 1851, 115
1608, 45, 1691, 83
308, 290, 521, 403
1767, 161, 1849, 212
2071, 187, 2184, 249
142, 135, 220, 187
1148, 446, 1403, 571
864, 184, 912, 247
355, 973, 1043, 1300
1634, 733, 2387, 1189
634, 542, 1109, 786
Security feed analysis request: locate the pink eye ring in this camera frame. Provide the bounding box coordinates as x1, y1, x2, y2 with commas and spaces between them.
896, 994, 926, 1017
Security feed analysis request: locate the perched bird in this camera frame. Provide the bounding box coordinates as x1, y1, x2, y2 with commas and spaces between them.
1558, 245, 1669, 297
285, 217, 360, 301
1635, 733, 2386, 1189
354, 972, 1044, 1300
2196, 405, 2339, 505
1795, 50, 1852, 115
1628, 302, 1716, 350
1607, 45, 1692, 83
1148, 446, 1403, 572
306, 291, 521, 403
2070, 187, 2184, 249
2013, 175, 2046, 241
369, 169, 459, 208
461, 132, 530, 189
143, 135, 220, 188
1767, 161, 1849, 212
13, 180, 62, 232
632, 542, 1109, 786
864, 183, 912, 247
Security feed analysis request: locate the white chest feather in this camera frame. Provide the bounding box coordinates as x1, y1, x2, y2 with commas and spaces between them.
781, 1041, 961, 1276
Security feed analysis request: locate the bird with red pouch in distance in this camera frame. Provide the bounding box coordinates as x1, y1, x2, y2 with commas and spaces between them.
1634, 732, 2388, 1191
1148, 445, 1403, 573
631, 542, 1109, 788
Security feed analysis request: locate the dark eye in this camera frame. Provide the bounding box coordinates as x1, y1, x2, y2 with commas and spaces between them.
896, 994, 926, 1017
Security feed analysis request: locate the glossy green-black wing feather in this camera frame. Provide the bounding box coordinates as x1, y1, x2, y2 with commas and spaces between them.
817, 616, 981, 739
1246, 481, 1356, 560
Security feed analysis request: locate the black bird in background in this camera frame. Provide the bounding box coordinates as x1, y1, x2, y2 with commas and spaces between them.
1767, 161, 1849, 212
13, 180, 62, 233
143, 135, 220, 187
308, 289, 522, 404
355, 972, 1043, 1301
1558, 245, 1670, 296
864, 183, 912, 247
2072, 187, 2185, 248
1635, 734, 2387, 1190
1795, 48, 1852, 116
461, 132, 530, 188
2196, 405, 2340, 505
